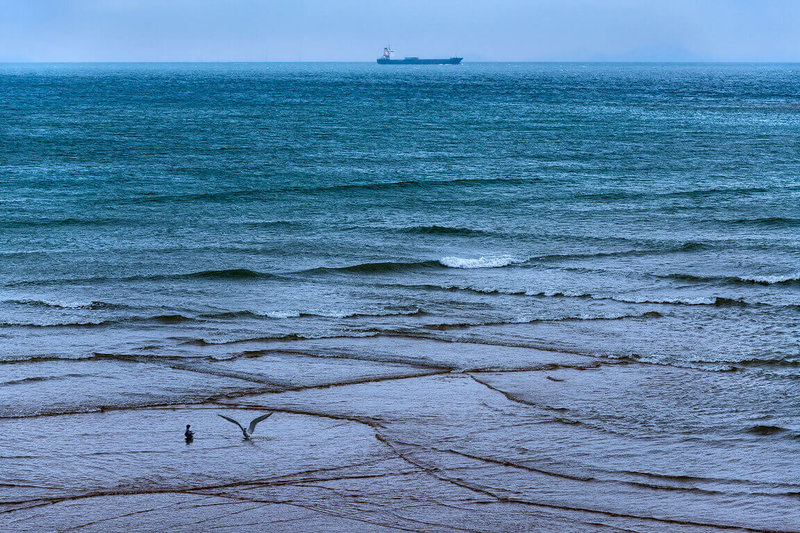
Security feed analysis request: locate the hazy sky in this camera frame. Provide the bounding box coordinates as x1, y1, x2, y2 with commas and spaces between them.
2, 0, 800, 62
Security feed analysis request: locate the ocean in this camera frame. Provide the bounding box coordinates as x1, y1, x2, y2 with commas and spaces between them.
1, 62, 799, 531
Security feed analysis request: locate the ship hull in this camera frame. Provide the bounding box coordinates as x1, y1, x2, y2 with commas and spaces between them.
377, 57, 462, 65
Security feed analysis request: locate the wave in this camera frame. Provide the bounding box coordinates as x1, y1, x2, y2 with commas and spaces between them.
579, 185, 771, 202
395, 283, 530, 296
238, 220, 308, 229
603, 295, 752, 307
420, 311, 663, 330
17, 248, 764, 288
3, 299, 130, 310
397, 225, 493, 236
129, 180, 775, 204
125, 179, 797, 211
125, 189, 264, 205
439, 256, 518, 269
302, 260, 443, 275
1, 305, 429, 329
713, 297, 750, 307
200, 308, 426, 320
665, 273, 800, 287
0, 217, 122, 229
0, 319, 121, 329
301, 256, 522, 275
7, 268, 282, 287
562, 310, 663, 320
215, 309, 303, 319
740, 275, 800, 285
303, 243, 712, 279
291, 176, 538, 194
312, 262, 793, 286
339, 308, 427, 319
397, 283, 757, 308
199, 310, 296, 320
0, 313, 195, 329
529, 242, 709, 262
183, 332, 378, 347
182, 268, 278, 280
719, 216, 800, 228
266, 310, 302, 319
151, 314, 194, 324
747, 425, 787, 436
123, 177, 540, 205
1, 373, 89, 386
352, 248, 713, 274
728, 357, 800, 369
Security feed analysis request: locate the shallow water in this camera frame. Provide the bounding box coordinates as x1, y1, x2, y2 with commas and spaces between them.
1, 62, 799, 531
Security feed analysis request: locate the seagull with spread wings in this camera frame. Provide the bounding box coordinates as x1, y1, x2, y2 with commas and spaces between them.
217, 412, 273, 440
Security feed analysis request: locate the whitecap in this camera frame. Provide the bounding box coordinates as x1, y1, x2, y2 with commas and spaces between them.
265, 310, 301, 319
439, 255, 517, 269
740, 274, 800, 284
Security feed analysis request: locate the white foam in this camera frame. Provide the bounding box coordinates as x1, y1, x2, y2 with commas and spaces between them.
439, 255, 516, 269
625, 296, 716, 305
741, 274, 798, 284
266, 310, 301, 319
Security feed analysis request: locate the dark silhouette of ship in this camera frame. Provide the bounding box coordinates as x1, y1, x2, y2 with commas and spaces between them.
377, 46, 462, 65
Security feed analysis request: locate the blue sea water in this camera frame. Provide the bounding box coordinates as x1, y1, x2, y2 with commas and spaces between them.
1, 62, 798, 368
1, 63, 800, 530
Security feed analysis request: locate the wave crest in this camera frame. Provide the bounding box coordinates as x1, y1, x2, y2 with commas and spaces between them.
184, 268, 277, 280
303, 260, 442, 275
3, 299, 128, 310
666, 273, 800, 287
439, 256, 517, 269
400, 225, 491, 236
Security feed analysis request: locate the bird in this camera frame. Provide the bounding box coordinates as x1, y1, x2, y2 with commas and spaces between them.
184, 424, 194, 443
217, 412, 273, 440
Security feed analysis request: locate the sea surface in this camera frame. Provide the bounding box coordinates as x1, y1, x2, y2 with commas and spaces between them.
1, 63, 799, 531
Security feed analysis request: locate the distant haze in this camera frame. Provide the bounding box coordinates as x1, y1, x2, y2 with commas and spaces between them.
2, 0, 800, 62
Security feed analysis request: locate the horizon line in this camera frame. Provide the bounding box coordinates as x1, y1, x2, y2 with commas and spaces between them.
3, 60, 800, 64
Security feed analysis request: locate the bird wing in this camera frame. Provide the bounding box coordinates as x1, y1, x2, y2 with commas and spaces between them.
217, 414, 245, 431
248, 412, 273, 434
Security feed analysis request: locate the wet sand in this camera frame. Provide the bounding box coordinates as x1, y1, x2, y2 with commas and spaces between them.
2, 337, 799, 532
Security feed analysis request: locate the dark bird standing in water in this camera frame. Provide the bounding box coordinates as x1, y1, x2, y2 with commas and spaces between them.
184, 424, 194, 443
218, 413, 273, 440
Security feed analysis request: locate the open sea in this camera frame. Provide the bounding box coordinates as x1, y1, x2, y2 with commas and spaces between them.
1, 63, 799, 531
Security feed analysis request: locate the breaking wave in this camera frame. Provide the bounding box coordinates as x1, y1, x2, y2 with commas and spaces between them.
665, 273, 800, 287
396, 284, 758, 308
2, 307, 430, 329
3, 299, 129, 310
439, 256, 518, 269
200, 308, 426, 320
419, 311, 664, 330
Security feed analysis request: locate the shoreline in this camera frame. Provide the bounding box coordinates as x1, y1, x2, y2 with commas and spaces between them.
2, 335, 798, 532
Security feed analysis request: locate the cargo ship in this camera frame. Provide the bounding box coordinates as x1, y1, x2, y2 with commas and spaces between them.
377, 47, 462, 65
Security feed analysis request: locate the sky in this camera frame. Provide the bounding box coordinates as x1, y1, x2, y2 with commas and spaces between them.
2, 0, 800, 62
